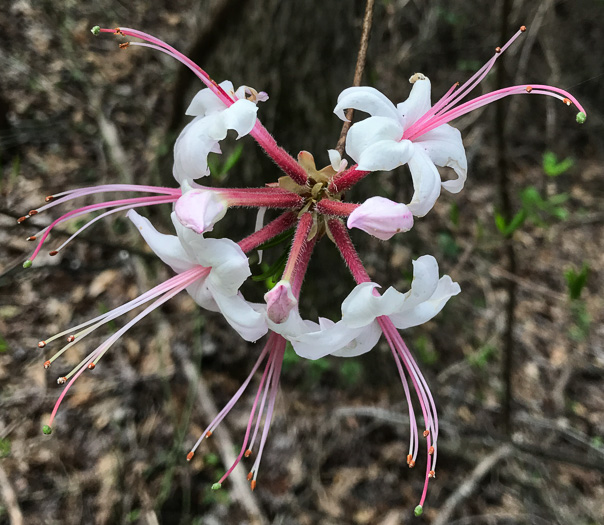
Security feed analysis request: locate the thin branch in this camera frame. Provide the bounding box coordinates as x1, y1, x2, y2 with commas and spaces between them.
496, 0, 516, 437
0, 465, 24, 525
432, 445, 513, 525
335, 0, 375, 156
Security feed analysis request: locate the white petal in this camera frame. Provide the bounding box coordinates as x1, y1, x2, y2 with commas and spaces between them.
290, 319, 365, 360
221, 99, 259, 139
328, 149, 342, 171
406, 146, 442, 217
267, 308, 318, 340
397, 76, 432, 129
198, 238, 251, 296
185, 80, 234, 116
415, 124, 467, 193
356, 138, 414, 172
341, 283, 406, 328
186, 280, 219, 312
211, 289, 268, 342
127, 210, 195, 274
334, 86, 400, 121
401, 255, 440, 310
172, 117, 218, 183
331, 320, 382, 358
346, 117, 403, 164
390, 275, 460, 329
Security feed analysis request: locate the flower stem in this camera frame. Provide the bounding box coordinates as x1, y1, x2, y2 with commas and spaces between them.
326, 218, 370, 284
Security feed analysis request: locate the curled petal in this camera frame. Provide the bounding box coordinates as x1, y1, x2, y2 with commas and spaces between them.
211, 99, 259, 140
345, 116, 403, 165
347, 196, 414, 240
341, 283, 406, 328
390, 275, 460, 330
211, 290, 268, 342
402, 255, 441, 309
127, 210, 195, 274
196, 238, 252, 297
406, 147, 442, 217
331, 320, 382, 358
397, 75, 432, 129
172, 117, 218, 182
186, 80, 234, 116
415, 124, 467, 193
334, 86, 400, 121
355, 138, 414, 172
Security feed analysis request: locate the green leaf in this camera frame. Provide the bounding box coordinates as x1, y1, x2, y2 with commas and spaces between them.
543, 151, 574, 177
256, 228, 295, 250
221, 143, 244, 174
251, 249, 289, 282
565, 263, 589, 300
494, 213, 507, 235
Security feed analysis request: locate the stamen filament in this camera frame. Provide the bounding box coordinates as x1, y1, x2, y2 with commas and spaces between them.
47, 267, 205, 427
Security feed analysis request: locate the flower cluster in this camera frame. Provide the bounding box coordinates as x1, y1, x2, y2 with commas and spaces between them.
20, 24, 585, 515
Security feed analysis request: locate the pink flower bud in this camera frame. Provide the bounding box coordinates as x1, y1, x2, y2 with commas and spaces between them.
347, 196, 414, 240
175, 189, 227, 234
264, 281, 297, 324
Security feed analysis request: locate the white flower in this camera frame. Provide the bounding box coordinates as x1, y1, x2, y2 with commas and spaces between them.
128, 210, 267, 342
173, 80, 265, 183
347, 196, 414, 240
334, 75, 467, 217
267, 255, 460, 359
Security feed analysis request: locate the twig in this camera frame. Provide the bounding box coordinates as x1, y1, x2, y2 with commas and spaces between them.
332, 405, 604, 473
172, 345, 268, 525
0, 464, 24, 525
496, 0, 516, 437
432, 444, 513, 525
334, 0, 375, 156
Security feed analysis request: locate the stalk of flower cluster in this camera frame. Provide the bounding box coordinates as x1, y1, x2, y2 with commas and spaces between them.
95, 26, 309, 186
327, 218, 437, 513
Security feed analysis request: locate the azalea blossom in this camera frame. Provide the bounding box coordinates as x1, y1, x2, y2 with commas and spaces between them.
267, 254, 460, 360
19, 24, 586, 515
173, 80, 266, 183
332, 26, 587, 217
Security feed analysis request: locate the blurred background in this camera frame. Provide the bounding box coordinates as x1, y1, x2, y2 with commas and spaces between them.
1, 0, 603, 523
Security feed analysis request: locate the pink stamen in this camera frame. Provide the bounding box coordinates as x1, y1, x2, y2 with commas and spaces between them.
99, 27, 308, 186
216, 335, 280, 485
100, 27, 232, 105
250, 338, 286, 483
403, 27, 585, 143
189, 343, 272, 455
47, 266, 206, 427
35, 184, 180, 215
28, 195, 177, 261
